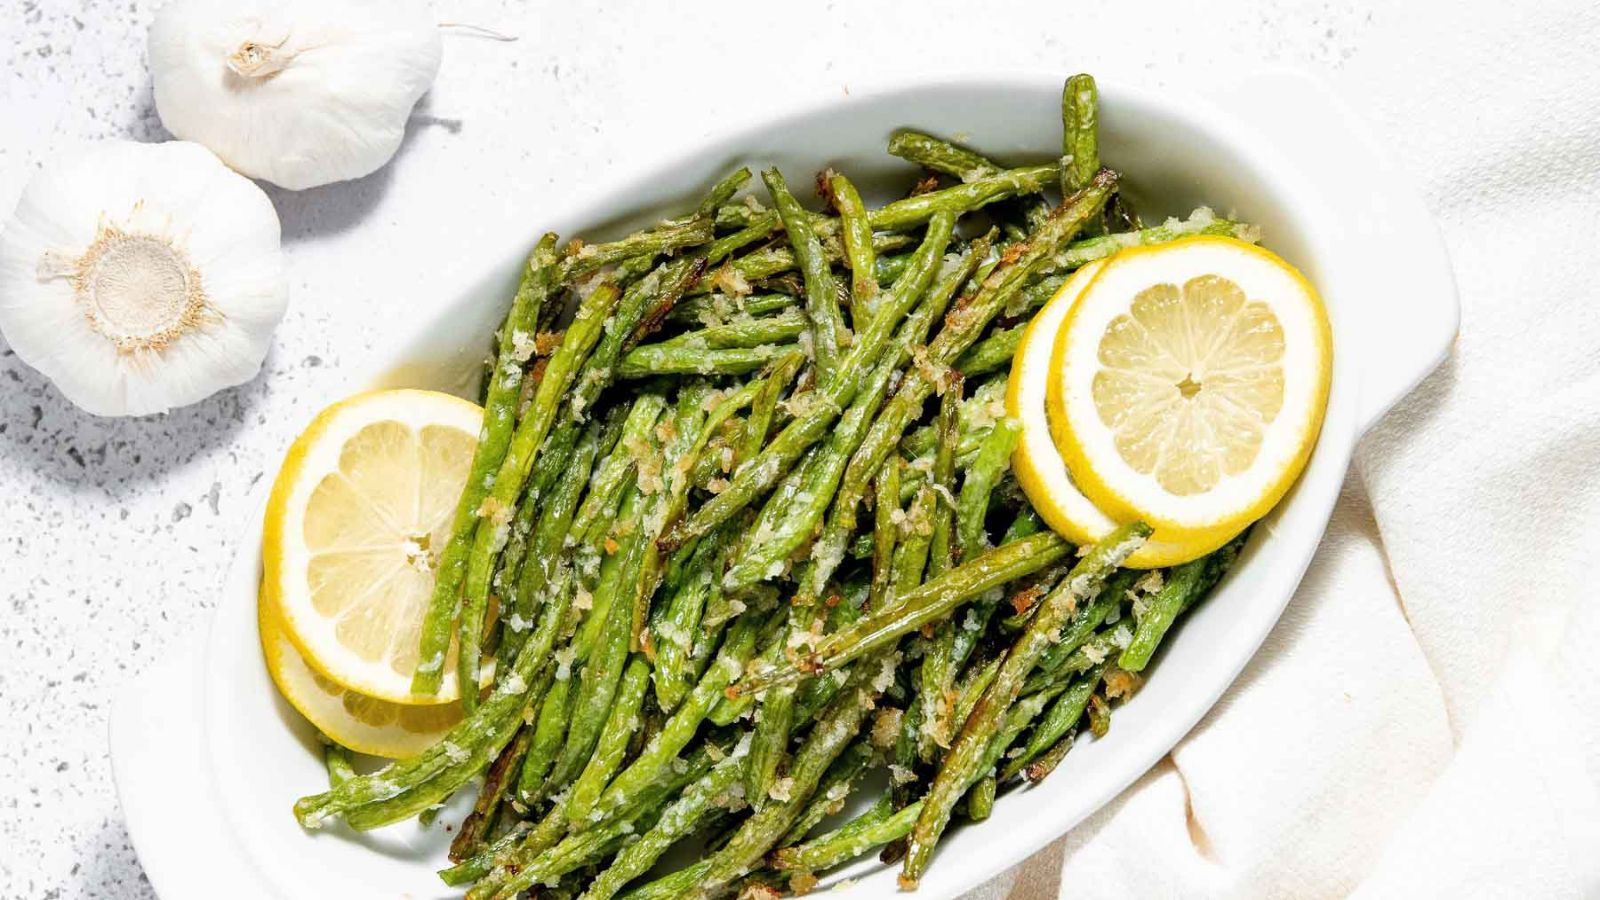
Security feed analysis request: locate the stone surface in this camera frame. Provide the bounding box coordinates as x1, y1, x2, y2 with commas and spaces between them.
0, 0, 1559, 896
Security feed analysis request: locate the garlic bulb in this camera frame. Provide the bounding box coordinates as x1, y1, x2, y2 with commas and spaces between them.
148, 0, 443, 191
0, 141, 288, 417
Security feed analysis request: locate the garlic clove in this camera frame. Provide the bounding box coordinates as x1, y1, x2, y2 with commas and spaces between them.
0, 140, 288, 417
148, 0, 444, 191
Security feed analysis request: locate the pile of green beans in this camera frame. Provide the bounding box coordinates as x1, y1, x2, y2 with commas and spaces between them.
292, 73, 1261, 897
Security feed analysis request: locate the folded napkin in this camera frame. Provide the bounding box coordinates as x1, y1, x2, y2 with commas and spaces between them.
966, 30, 1600, 900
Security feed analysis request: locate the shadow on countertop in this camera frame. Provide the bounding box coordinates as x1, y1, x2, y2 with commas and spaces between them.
0, 340, 265, 492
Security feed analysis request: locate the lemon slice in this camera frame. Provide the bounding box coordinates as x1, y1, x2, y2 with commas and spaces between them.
260, 600, 461, 758
1009, 259, 1229, 568
262, 389, 487, 705
1048, 236, 1331, 537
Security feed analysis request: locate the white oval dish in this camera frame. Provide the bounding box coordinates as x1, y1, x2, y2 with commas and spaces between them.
111, 69, 1457, 900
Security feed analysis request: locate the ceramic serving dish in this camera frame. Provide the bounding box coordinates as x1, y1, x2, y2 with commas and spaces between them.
110, 69, 1457, 900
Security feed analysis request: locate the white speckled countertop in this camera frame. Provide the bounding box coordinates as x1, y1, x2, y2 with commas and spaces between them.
0, 0, 1564, 896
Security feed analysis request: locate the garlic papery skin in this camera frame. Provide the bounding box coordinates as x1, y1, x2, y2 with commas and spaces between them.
148, 0, 443, 191
0, 141, 288, 417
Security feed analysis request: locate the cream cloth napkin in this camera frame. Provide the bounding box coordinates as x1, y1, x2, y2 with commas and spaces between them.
963, 43, 1600, 900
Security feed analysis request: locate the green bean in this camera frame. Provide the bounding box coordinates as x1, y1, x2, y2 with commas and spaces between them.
874, 163, 1058, 229
955, 322, 1024, 376
630, 382, 718, 648
591, 610, 766, 821
1021, 724, 1077, 783
829, 171, 878, 326
650, 308, 809, 351
574, 483, 640, 664
580, 749, 749, 900
707, 217, 782, 266
615, 860, 712, 900
1043, 208, 1261, 279
888, 689, 926, 841
880, 488, 953, 601
712, 200, 760, 226
670, 292, 797, 326
617, 342, 793, 379
887, 131, 1051, 230
344, 665, 555, 832
798, 235, 991, 600
734, 349, 806, 472
887, 131, 1000, 182
517, 671, 574, 805
763, 167, 846, 381
778, 737, 873, 847
679, 651, 891, 900
455, 280, 625, 710
484, 744, 721, 900
474, 341, 497, 406
412, 234, 559, 696
570, 395, 667, 552
721, 351, 900, 590
774, 798, 917, 872
649, 530, 727, 713
957, 418, 1023, 559
868, 458, 902, 610
1030, 569, 1138, 684
566, 655, 652, 825
288, 92, 1293, 896
552, 517, 646, 789
555, 218, 714, 284
439, 821, 531, 887
1027, 628, 1130, 696
1120, 533, 1246, 671
727, 213, 964, 596
746, 677, 796, 810
1001, 507, 1044, 543
1061, 74, 1099, 196
900, 375, 1008, 460
713, 162, 1055, 238
584, 251, 710, 406
294, 549, 577, 829
925, 418, 1028, 726
492, 478, 542, 636
951, 655, 1002, 740
967, 774, 996, 821
917, 382, 965, 754
689, 426, 739, 493
464, 796, 572, 897
996, 570, 1054, 633
323, 741, 355, 787
1087, 690, 1112, 738
787, 585, 868, 725
848, 528, 877, 560
775, 685, 1055, 874
450, 725, 532, 861
693, 232, 913, 296
483, 741, 724, 898
661, 212, 956, 552
821, 173, 1116, 612
698, 167, 753, 216
501, 416, 611, 663
737, 530, 1069, 697
1001, 665, 1103, 782
901, 523, 1149, 887
707, 605, 790, 726
928, 381, 963, 577
875, 252, 913, 286
747, 604, 829, 804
